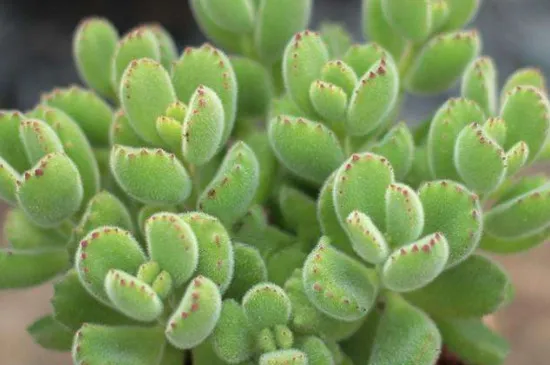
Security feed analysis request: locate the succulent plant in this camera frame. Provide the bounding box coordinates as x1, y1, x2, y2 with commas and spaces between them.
1, 0, 549, 364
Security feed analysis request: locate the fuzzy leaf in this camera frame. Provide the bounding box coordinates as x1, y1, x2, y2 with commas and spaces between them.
500, 85, 550, 161
172, 44, 237, 145
165, 275, 222, 349
42, 86, 113, 146
385, 183, 425, 248
259, 350, 308, 365
110, 109, 145, 147
269, 116, 345, 185
321, 60, 358, 97
152, 270, 173, 299
226, 243, 267, 301
368, 122, 414, 180
454, 122, 507, 193
298, 336, 334, 365
104, 269, 163, 322
267, 246, 308, 287
303, 237, 378, 321
254, 0, 313, 64
333, 152, 395, 231
182, 85, 224, 165
342, 43, 386, 80
361, 0, 406, 59
257, 328, 277, 353
156, 116, 183, 153
241, 131, 278, 204
0, 249, 68, 289
501, 67, 547, 102
278, 185, 321, 244
16, 153, 83, 227
505, 141, 529, 177
181, 212, 234, 293
381, 0, 432, 42
405, 254, 511, 317
283, 31, 329, 116
480, 227, 550, 254
0, 158, 20, 205
136, 261, 161, 285
274, 325, 294, 350
242, 282, 292, 332
419, 180, 482, 267
72, 324, 165, 365
309, 80, 348, 125
346, 56, 399, 136
382, 233, 449, 292
430, 0, 450, 32
145, 213, 199, 287
405, 31, 481, 94
484, 182, 550, 239
73, 17, 119, 99
428, 98, 486, 180
368, 294, 441, 365
75, 227, 146, 304
197, 141, 259, 225
320, 23, 353, 58
212, 299, 254, 364
111, 27, 160, 92
436, 318, 509, 365
52, 270, 134, 330
19, 119, 64, 165
202, 0, 254, 33
28, 315, 73, 351
120, 58, 176, 145
231, 56, 273, 118
110, 145, 191, 205
0, 111, 30, 171
3, 208, 68, 250
344, 210, 389, 264
483, 117, 507, 147
146, 24, 178, 70
441, 0, 481, 31
461, 57, 497, 116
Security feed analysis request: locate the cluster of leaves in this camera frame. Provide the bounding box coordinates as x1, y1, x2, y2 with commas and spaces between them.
1, 0, 549, 364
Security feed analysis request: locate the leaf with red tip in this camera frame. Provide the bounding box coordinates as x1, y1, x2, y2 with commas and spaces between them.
0, 111, 30, 171
242, 282, 292, 332
501, 67, 547, 103
381, 233, 449, 292
309, 80, 348, 126
321, 60, 358, 97
75, 227, 146, 304
165, 275, 222, 349
19, 119, 64, 165
482, 117, 507, 147
344, 210, 389, 265
385, 183, 425, 248
461, 57, 498, 116
342, 43, 387, 80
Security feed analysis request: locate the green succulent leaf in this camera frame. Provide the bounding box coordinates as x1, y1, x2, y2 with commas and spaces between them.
156, 116, 183, 153
368, 122, 415, 180
28, 315, 74, 352
110, 145, 191, 205
430, 0, 450, 33
483, 117, 507, 147
297, 336, 334, 365
146, 23, 178, 70
110, 109, 146, 147
242, 282, 292, 333
259, 349, 308, 365
19, 118, 64, 165
303, 237, 378, 322
225, 243, 267, 301
202, 0, 255, 33
505, 141, 529, 178
342, 43, 386, 80
385, 183, 425, 248
0, 111, 29, 171
405, 31, 481, 94
152, 270, 174, 299
0, 249, 68, 289
165, 275, 222, 350
461, 57, 498, 116
72, 324, 166, 365
0, 158, 20, 205
309, 80, 348, 126
269, 116, 345, 185
267, 246, 308, 287
361, 0, 407, 60
320, 23, 353, 58
441, 0, 481, 31
344, 210, 389, 265
212, 299, 254, 364
381, 0, 432, 42
405, 254, 511, 318
73, 17, 119, 99
278, 185, 321, 245
501, 67, 547, 103
231, 56, 273, 118
3, 208, 68, 250
480, 226, 550, 254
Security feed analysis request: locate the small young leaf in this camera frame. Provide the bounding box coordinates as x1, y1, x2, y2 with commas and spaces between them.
405, 31, 481, 94
344, 210, 389, 264
182, 85, 224, 165
0, 249, 68, 289
152, 270, 173, 299
257, 327, 278, 353
72, 324, 165, 365
298, 336, 334, 365
436, 317, 509, 365
16, 153, 83, 227
120, 58, 176, 145
484, 182, 550, 239
105, 269, 163, 322
303, 237, 378, 321
342, 43, 386, 79
19, 119, 64, 165
419, 180, 482, 267
346, 56, 399, 136
137, 261, 161, 285
254, 0, 313, 64
309, 80, 348, 125
197, 141, 259, 225
110, 110, 145, 147
259, 350, 308, 365
428, 98, 486, 180
368, 122, 414, 180
165, 276, 222, 349
361, 0, 407, 59
42, 86, 113, 146
454, 122, 507, 193
28, 315, 73, 351
202, 0, 254, 33
110, 145, 191, 205
75, 227, 146, 304
500, 86, 550, 161
405, 254, 511, 317
172, 44, 237, 145
0, 158, 19, 205
333, 152, 395, 230
242, 282, 292, 332
283, 31, 329, 116
73, 17, 119, 99
269, 116, 345, 185
212, 299, 254, 364
368, 294, 441, 365
501, 67, 547, 102
505, 141, 529, 177
381, 0, 432, 42
181, 212, 234, 293
111, 27, 160, 91
225, 243, 267, 301
321, 60, 358, 97
483, 117, 507, 146
381, 232, 449, 292
145, 213, 199, 287
385, 183, 425, 248
430, 0, 450, 33
461, 57, 497, 116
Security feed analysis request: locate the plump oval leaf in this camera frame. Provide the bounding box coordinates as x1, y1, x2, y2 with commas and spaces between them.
385, 183, 425, 248
461, 57, 497, 116
0, 249, 68, 289
242, 282, 292, 333
344, 210, 389, 265
212, 299, 254, 364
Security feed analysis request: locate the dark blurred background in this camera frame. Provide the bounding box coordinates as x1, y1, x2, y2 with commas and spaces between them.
1, 0, 549, 364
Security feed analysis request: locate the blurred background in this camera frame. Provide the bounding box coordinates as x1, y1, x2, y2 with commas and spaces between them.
0, 0, 549, 364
